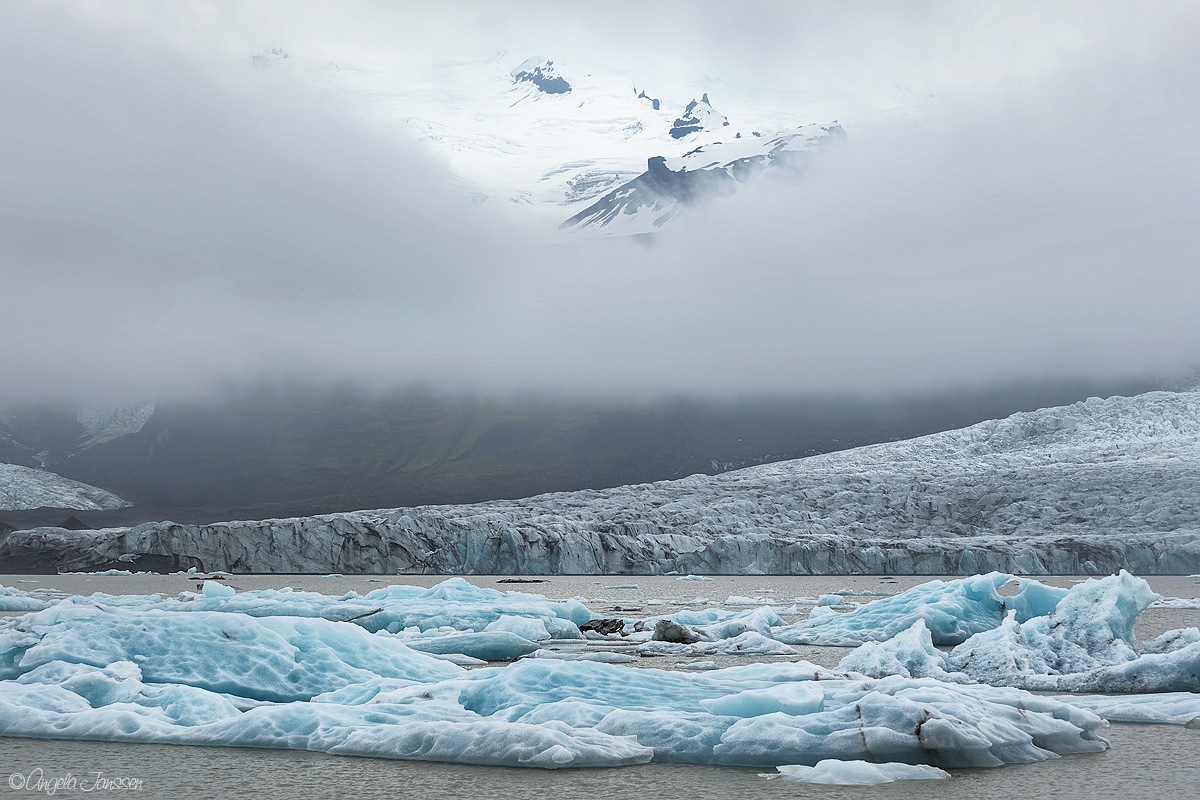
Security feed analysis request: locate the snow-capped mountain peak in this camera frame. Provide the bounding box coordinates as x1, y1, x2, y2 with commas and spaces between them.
257, 51, 841, 235
561, 122, 846, 235
509, 57, 572, 94
669, 93, 729, 139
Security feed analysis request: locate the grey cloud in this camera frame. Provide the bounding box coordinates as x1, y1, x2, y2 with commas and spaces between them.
1, 1, 1197, 403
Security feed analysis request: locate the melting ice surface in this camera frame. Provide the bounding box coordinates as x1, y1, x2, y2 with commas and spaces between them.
0, 574, 1195, 771
836, 572, 1200, 693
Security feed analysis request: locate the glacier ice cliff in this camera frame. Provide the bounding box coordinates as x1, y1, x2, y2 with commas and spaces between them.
2, 391, 1198, 574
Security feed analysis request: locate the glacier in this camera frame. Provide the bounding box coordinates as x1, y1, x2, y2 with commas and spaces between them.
0, 463, 129, 512
4, 391, 1198, 575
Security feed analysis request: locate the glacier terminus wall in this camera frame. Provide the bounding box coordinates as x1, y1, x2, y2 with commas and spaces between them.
2, 392, 1198, 575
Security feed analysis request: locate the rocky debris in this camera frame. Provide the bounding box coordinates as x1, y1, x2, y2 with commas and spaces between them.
653, 619, 707, 644
580, 618, 626, 636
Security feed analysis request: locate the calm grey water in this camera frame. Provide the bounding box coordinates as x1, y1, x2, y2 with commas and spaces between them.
3, 574, 1199, 798
3, 725, 1199, 800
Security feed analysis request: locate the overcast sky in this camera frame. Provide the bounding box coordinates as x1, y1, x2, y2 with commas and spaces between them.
2, 1, 1198, 403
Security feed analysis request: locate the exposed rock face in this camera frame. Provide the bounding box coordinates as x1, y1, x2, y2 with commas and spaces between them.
510, 58, 571, 94
561, 123, 845, 232
2, 392, 1198, 576
668, 94, 728, 139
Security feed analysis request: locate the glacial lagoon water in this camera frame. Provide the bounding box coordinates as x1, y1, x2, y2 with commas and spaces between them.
2, 573, 1199, 799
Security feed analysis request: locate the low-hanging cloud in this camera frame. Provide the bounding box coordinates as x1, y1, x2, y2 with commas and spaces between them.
1, 1, 1198, 404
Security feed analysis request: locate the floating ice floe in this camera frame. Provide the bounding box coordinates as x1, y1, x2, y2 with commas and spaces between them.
765, 759, 951, 785
1058, 692, 1200, 726
1152, 597, 1200, 609
837, 572, 1200, 694
404, 631, 541, 662
775, 572, 1067, 646
837, 620, 969, 684
0, 585, 48, 613
637, 632, 799, 657
0, 578, 1127, 770
946, 572, 1200, 692
69, 577, 593, 640
526, 650, 635, 664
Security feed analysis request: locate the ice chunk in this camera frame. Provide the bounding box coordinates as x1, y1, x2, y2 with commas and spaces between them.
944, 571, 1199, 691
776, 573, 1066, 646
526, 650, 635, 663
1142, 628, 1200, 654
0, 585, 48, 612
406, 631, 541, 661
484, 615, 551, 642
0, 604, 461, 700
726, 596, 768, 606
1059, 692, 1200, 725
700, 683, 824, 717
837, 620, 967, 683
637, 632, 797, 657
202, 581, 235, 599
768, 760, 950, 785
676, 575, 713, 581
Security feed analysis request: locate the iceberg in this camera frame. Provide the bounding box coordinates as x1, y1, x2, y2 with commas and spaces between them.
1059, 693, 1200, 725
0, 603, 462, 702
837, 572, 1200, 694
775, 573, 1066, 646
836, 620, 966, 683
405, 631, 541, 661
0, 583, 1112, 770
946, 572, 1200, 692
63, 578, 592, 640
637, 632, 798, 658
0, 585, 47, 613
767, 760, 950, 785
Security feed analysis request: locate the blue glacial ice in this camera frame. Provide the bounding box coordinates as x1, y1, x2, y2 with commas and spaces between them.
0, 603, 462, 702
775, 572, 1067, 645
0, 585, 47, 612
0, 581, 1115, 770
946, 572, 1200, 692
767, 759, 950, 785
837, 571, 1200, 695
836, 620, 966, 683
74, 577, 592, 638
404, 631, 541, 661
1058, 692, 1200, 725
